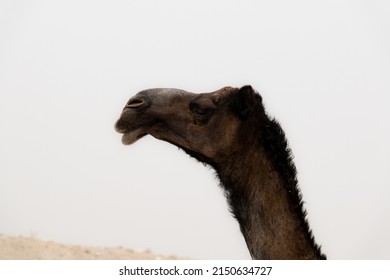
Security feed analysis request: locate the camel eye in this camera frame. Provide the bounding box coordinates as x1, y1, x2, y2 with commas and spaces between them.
195, 107, 209, 116
189, 103, 213, 117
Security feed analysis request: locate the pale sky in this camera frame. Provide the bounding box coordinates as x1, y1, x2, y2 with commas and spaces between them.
1, 0, 389, 259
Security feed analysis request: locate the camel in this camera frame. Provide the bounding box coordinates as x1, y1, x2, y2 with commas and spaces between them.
115, 85, 326, 260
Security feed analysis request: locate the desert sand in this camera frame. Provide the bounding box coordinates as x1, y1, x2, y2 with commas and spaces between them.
0, 234, 182, 260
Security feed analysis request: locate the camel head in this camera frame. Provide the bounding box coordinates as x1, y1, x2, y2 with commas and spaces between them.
115, 85, 264, 165
115, 85, 326, 260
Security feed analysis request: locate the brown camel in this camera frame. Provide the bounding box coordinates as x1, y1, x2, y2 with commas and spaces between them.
115, 85, 326, 260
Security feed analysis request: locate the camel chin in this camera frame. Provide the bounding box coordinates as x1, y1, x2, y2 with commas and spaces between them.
121, 129, 146, 145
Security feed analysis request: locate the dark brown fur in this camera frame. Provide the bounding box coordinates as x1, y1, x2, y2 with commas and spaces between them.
115, 86, 326, 259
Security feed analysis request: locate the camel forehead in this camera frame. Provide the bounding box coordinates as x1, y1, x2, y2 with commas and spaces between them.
186, 86, 238, 105
218, 86, 237, 93
209, 86, 238, 97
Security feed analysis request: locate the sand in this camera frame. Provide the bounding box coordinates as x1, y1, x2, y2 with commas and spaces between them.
0, 234, 182, 260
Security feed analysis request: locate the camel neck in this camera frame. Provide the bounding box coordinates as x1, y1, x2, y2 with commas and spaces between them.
217, 145, 324, 260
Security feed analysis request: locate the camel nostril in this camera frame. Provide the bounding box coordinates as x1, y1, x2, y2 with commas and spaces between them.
125, 98, 145, 109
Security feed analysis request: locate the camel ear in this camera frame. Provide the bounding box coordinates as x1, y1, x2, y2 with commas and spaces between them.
231, 85, 261, 119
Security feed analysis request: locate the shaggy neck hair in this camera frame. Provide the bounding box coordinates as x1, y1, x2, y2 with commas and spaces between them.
184, 89, 326, 259
217, 92, 325, 259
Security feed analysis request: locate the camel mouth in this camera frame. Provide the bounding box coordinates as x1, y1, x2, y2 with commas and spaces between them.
121, 129, 147, 145
115, 117, 148, 145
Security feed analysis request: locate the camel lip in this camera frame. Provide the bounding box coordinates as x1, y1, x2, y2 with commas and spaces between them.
115, 116, 155, 144
115, 117, 138, 134
114, 124, 129, 134
121, 130, 146, 145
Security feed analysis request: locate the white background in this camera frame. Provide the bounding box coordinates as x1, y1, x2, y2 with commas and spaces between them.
1, 0, 389, 259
